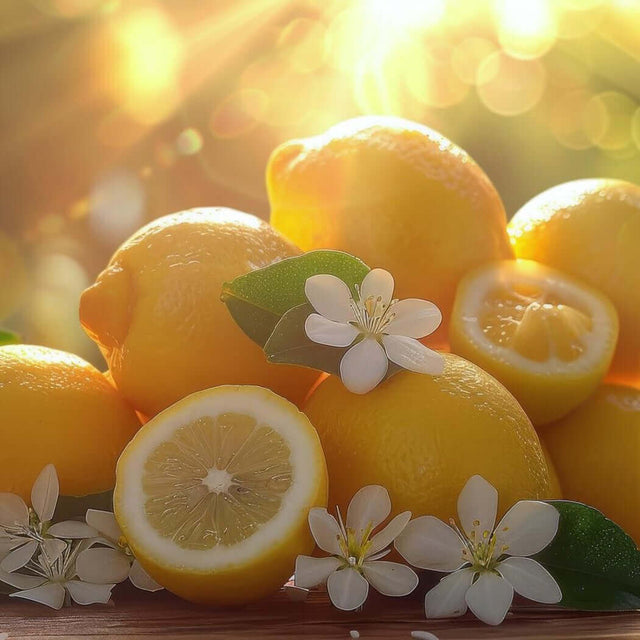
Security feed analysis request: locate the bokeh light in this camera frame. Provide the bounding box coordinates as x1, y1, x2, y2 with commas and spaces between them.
2, 0, 640, 365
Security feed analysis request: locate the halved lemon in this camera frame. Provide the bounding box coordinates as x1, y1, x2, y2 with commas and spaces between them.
114, 385, 327, 605
449, 260, 619, 425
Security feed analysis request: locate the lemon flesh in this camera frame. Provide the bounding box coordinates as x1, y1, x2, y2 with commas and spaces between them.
114, 385, 327, 605
449, 259, 619, 425
143, 413, 293, 550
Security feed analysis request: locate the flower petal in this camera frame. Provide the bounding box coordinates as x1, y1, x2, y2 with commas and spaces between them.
129, 559, 163, 592
308, 508, 342, 555
385, 299, 442, 338
295, 555, 342, 589
425, 568, 475, 619
0, 569, 46, 590
346, 485, 391, 538
11, 582, 66, 609
305, 313, 359, 347
497, 556, 562, 604
327, 568, 369, 611
1, 540, 38, 572
457, 475, 498, 543
41, 538, 67, 563
362, 561, 418, 597
465, 572, 514, 626
493, 501, 560, 558
48, 520, 98, 539
85, 510, 121, 543
381, 335, 444, 375
0, 493, 29, 528
76, 548, 131, 584
395, 516, 466, 571
340, 338, 388, 394
305, 274, 354, 323
30, 464, 59, 523
368, 511, 412, 556
360, 268, 394, 307
66, 580, 114, 605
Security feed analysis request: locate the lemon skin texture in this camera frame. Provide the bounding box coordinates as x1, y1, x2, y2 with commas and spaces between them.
80, 208, 319, 417
304, 353, 551, 524
0, 344, 141, 500
508, 179, 640, 386
268, 116, 513, 348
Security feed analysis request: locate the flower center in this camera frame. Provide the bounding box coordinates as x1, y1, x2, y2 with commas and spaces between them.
350, 288, 397, 337
453, 519, 509, 573
336, 509, 374, 572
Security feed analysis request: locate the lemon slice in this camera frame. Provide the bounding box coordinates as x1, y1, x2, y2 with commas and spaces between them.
449, 260, 619, 425
114, 385, 327, 605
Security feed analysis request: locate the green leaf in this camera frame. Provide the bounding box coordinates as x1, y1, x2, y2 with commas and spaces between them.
0, 329, 20, 346
54, 491, 113, 522
534, 501, 640, 610
221, 250, 370, 348
265, 302, 402, 381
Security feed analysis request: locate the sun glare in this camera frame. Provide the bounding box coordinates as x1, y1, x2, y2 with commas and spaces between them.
494, 0, 557, 59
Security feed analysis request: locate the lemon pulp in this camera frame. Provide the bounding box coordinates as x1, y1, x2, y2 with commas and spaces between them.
143, 413, 293, 550
480, 285, 593, 364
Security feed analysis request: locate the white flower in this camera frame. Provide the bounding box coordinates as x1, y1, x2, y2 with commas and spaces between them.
75, 510, 162, 592
6, 541, 115, 610
0, 465, 95, 575
304, 268, 444, 393
395, 475, 562, 626
295, 485, 418, 611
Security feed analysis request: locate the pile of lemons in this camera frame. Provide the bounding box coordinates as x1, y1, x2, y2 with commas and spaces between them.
1, 116, 638, 606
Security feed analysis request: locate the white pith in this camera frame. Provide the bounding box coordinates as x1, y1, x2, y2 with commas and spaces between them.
460, 263, 616, 375
115, 385, 323, 572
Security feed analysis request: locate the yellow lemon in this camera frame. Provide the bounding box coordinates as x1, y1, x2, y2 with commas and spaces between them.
541, 384, 640, 544
0, 344, 140, 500
114, 385, 327, 605
541, 442, 562, 499
268, 116, 513, 348
449, 260, 618, 425
303, 353, 552, 526
508, 179, 640, 386
80, 208, 319, 417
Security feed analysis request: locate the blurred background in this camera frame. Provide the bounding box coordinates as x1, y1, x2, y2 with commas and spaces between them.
1, 0, 640, 363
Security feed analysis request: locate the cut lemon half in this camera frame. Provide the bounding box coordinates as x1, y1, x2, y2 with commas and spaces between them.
114, 385, 327, 605
449, 260, 619, 425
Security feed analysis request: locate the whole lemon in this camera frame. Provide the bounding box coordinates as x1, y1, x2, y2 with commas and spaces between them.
0, 344, 141, 500
541, 384, 640, 544
80, 208, 319, 417
268, 116, 513, 347
508, 179, 640, 386
304, 353, 552, 523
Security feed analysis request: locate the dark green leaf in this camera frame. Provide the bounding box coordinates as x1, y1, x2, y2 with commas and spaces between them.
54, 491, 113, 522
221, 250, 370, 348
0, 329, 20, 346
265, 302, 402, 381
534, 501, 640, 610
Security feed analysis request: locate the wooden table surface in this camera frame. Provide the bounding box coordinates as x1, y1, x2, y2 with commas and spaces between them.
1, 584, 639, 640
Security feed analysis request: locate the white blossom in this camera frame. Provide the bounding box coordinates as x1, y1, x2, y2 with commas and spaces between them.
395, 475, 562, 626
75, 510, 162, 592
8, 541, 114, 610
295, 485, 418, 611
304, 269, 444, 393
0, 465, 94, 575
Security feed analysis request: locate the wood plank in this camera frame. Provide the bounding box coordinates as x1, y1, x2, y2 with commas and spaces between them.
1, 585, 639, 640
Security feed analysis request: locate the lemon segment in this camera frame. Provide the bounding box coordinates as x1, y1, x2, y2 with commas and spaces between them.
114, 385, 327, 605
449, 259, 619, 425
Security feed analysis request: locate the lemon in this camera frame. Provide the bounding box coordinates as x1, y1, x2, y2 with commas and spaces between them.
0, 344, 141, 500
80, 208, 320, 417
449, 259, 619, 426
268, 116, 513, 348
541, 384, 640, 544
508, 179, 640, 386
304, 354, 552, 527
114, 385, 328, 605
540, 442, 562, 499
